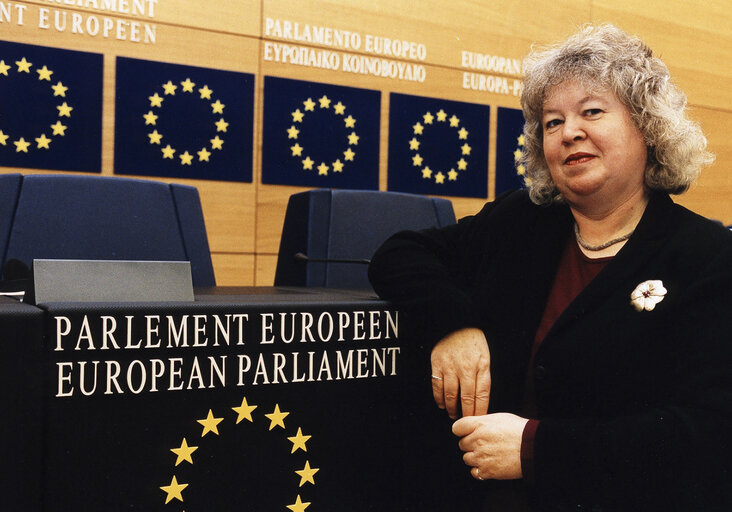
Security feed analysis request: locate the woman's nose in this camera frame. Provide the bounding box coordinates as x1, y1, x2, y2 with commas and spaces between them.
562, 117, 586, 143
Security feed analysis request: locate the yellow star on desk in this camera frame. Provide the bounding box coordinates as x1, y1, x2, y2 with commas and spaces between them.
232, 397, 257, 424
35, 134, 51, 149
149, 92, 163, 107
57, 102, 73, 117
51, 81, 68, 97
287, 125, 300, 139
461, 143, 472, 155
458, 127, 468, 140
302, 156, 314, 170
0, 131, 9, 145
265, 404, 289, 430
303, 97, 316, 111
344, 115, 356, 128
36, 65, 53, 81
161, 145, 176, 158
160, 475, 187, 504
211, 99, 225, 114
0, 60, 10, 75
179, 151, 193, 165
198, 409, 223, 437
296, 461, 319, 487
50, 121, 67, 136
436, 109, 447, 122
171, 438, 198, 466
148, 130, 163, 144
162, 80, 177, 95
421, 166, 432, 179
199, 85, 213, 99
197, 147, 211, 162
143, 111, 158, 125
412, 122, 424, 135
318, 95, 331, 108
287, 494, 311, 512
423, 111, 434, 124
333, 101, 346, 115
409, 137, 420, 150
317, 162, 329, 175
16, 57, 32, 73
457, 158, 467, 170
288, 427, 311, 453
332, 159, 344, 172
412, 154, 423, 167
215, 118, 228, 132
347, 132, 359, 145
449, 115, 460, 127
210, 135, 224, 150
181, 78, 195, 92
291, 108, 304, 123
14, 138, 30, 153
343, 147, 355, 161
290, 143, 303, 156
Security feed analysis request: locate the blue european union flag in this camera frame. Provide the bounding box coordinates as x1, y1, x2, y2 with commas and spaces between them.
0, 40, 102, 172
387, 93, 489, 198
114, 57, 254, 182
495, 107, 527, 196
262, 76, 380, 189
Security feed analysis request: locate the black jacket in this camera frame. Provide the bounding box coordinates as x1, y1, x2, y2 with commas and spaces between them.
369, 190, 732, 511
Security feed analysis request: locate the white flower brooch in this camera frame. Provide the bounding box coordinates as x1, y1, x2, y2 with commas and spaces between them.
630, 280, 667, 312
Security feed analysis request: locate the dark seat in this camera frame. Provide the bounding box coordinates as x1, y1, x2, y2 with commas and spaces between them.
0, 173, 215, 287
274, 188, 456, 289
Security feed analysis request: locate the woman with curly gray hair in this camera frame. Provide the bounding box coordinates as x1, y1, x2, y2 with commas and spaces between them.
369, 24, 731, 511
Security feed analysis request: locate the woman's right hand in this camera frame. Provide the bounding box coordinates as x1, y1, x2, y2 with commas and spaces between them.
430, 327, 491, 418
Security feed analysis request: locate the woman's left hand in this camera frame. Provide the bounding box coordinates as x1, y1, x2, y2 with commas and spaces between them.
453, 413, 529, 480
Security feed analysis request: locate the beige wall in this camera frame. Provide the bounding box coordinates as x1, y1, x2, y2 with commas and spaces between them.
2, 0, 730, 285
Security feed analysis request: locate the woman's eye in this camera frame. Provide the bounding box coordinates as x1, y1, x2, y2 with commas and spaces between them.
585, 108, 603, 117
545, 119, 562, 130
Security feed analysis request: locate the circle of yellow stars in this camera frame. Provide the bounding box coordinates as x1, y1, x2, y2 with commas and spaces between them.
0, 57, 72, 153
160, 397, 319, 511
513, 133, 532, 186
144, 77, 227, 167
409, 109, 471, 184
287, 95, 358, 176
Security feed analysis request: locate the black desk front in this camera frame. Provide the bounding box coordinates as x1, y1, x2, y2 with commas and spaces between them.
2, 288, 475, 511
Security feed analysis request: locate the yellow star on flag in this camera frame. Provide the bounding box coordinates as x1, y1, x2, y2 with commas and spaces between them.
291, 109, 304, 123
0, 60, 10, 76
36, 65, 53, 81
296, 461, 320, 487
513, 148, 522, 161
457, 158, 468, 170
422, 166, 432, 179
409, 138, 420, 150
461, 143, 472, 155
171, 438, 198, 466
436, 109, 447, 122
448, 169, 458, 181
160, 475, 187, 504
343, 148, 355, 161
344, 115, 356, 128
287, 126, 300, 139
215, 118, 229, 132
148, 130, 163, 144
303, 98, 316, 111
290, 143, 303, 156
143, 111, 158, 125
412, 154, 423, 167
288, 427, 312, 453
347, 132, 359, 145
0, 131, 9, 145
412, 122, 424, 135
161, 145, 176, 158
516, 164, 526, 175
449, 115, 460, 127
333, 101, 346, 115
265, 404, 289, 430
210, 136, 224, 150
198, 410, 223, 436
332, 159, 344, 172
51, 81, 68, 97
232, 397, 257, 424
35, 134, 51, 149
423, 112, 434, 124
16, 57, 32, 73
458, 127, 468, 140
517, 134, 525, 146
318, 95, 331, 108
287, 494, 311, 512
162, 80, 177, 95
211, 100, 225, 114
197, 147, 211, 162
435, 172, 445, 184
302, 156, 314, 170
179, 151, 193, 165
317, 162, 329, 175
180, 78, 195, 92
149, 92, 163, 107
57, 102, 73, 117
14, 138, 30, 153
50, 121, 67, 136
199, 85, 213, 99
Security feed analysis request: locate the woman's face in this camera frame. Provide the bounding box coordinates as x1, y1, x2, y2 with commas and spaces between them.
542, 80, 648, 212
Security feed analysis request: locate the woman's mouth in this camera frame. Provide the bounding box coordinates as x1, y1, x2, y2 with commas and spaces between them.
564, 153, 595, 165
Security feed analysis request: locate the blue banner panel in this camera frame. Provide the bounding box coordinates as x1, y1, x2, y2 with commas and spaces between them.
387, 93, 489, 198
495, 106, 527, 196
114, 57, 254, 182
0, 40, 102, 172
262, 76, 380, 190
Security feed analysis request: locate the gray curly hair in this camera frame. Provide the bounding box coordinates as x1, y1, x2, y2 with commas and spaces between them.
519, 24, 714, 205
